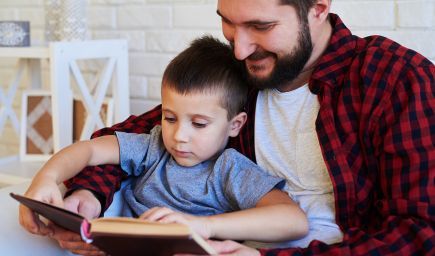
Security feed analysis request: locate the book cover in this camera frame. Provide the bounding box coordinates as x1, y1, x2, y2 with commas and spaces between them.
11, 193, 216, 256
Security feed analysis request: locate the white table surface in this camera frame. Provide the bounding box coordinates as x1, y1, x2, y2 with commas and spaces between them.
0, 157, 43, 186
0, 182, 71, 255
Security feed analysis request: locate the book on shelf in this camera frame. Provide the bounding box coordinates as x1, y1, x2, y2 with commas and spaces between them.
10, 193, 216, 256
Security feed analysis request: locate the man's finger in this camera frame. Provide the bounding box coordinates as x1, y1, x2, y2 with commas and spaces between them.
19, 205, 39, 234
49, 223, 82, 241
50, 223, 106, 255
19, 205, 53, 236
64, 190, 101, 219
58, 240, 101, 252
63, 196, 80, 214
207, 240, 241, 253
69, 249, 107, 256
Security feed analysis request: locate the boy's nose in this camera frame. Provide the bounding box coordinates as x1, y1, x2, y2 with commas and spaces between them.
173, 125, 189, 142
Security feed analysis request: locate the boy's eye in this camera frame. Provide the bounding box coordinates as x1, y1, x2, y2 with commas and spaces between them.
192, 122, 207, 128
164, 117, 176, 123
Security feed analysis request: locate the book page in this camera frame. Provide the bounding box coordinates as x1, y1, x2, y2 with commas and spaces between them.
90, 217, 191, 236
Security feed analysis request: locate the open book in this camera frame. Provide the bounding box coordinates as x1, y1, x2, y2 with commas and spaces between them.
11, 193, 216, 256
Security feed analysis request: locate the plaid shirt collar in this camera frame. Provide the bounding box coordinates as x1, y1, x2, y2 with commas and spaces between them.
309, 13, 358, 94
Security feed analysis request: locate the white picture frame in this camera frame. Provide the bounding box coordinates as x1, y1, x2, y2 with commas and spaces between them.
20, 90, 114, 161
20, 90, 53, 162
72, 95, 114, 142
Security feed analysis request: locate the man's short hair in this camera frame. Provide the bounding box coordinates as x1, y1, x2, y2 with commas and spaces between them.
162, 35, 247, 120
279, 0, 318, 23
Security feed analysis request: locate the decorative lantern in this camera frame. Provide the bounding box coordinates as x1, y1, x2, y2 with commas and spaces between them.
44, 0, 87, 42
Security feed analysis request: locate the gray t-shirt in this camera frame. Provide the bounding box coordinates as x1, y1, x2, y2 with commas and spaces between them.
115, 126, 285, 217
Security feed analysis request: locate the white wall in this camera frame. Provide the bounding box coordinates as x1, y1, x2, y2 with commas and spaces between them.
0, 0, 434, 157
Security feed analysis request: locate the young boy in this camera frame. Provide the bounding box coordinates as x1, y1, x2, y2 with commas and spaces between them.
20, 36, 308, 245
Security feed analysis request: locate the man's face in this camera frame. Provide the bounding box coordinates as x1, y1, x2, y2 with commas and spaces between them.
218, 0, 313, 89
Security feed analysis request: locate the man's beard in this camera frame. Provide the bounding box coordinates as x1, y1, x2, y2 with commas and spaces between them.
243, 22, 313, 90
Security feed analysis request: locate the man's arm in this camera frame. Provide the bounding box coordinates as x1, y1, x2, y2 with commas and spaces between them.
64, 105, 162, 211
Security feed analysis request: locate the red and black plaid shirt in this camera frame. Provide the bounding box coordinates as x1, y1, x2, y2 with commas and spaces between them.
65, 14, 435, 255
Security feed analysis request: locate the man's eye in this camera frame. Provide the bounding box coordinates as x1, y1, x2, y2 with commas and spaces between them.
253, 24, 274, 31
164, 117, 176, 123
192, 122, 207, 128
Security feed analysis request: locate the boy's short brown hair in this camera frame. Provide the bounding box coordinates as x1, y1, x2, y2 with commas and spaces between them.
162, 36, 247, 120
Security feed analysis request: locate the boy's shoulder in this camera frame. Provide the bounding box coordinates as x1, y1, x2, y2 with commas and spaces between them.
217, 148, 256, 167
220, 148, 245, 158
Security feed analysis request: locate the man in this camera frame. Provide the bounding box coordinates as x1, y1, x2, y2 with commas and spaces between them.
20, 0, 435, 255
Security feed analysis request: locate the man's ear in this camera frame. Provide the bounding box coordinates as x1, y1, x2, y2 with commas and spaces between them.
311, 0, 331, 22
229, 112, 247, 137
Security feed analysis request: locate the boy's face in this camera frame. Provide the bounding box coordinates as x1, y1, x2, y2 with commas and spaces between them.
161, 86, 235, 167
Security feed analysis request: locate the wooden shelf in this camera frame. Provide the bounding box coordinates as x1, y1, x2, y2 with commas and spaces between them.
0, 46, 49, 58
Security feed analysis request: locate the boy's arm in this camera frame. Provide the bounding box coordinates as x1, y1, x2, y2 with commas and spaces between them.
31, 135, 119, 187
64, 105, 163, 211
205, 189, 308, 241
20, 135, 119, 235
142, 189, 308, 242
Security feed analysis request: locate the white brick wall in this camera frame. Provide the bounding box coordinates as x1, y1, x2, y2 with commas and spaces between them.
0, 0, 434, 157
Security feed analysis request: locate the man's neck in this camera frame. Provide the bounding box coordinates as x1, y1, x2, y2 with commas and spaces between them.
277, 16, 333, 92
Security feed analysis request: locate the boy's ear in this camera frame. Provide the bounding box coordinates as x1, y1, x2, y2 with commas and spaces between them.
229, 112, 247, 137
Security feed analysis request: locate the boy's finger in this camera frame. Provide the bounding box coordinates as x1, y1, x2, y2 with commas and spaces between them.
143, 207, 174, 221
139, 207, 160, 219
159, 213, 188, 225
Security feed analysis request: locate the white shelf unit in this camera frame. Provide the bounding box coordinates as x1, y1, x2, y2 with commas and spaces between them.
0, 40, 130, 184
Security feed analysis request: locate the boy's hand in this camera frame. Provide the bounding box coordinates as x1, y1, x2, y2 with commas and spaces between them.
19, 177, 63, 236
140, 207, 212, 239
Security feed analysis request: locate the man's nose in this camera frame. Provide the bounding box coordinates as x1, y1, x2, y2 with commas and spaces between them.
232, 28, 256, 61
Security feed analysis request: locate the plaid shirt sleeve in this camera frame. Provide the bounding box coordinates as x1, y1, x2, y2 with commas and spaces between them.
64, 105, 162, 210
256, 15, 435, 256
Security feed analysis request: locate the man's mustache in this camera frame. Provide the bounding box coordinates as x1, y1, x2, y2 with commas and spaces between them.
247, 50, 274, 61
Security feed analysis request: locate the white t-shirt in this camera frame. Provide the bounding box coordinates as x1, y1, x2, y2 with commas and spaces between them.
250, 85, 343, 248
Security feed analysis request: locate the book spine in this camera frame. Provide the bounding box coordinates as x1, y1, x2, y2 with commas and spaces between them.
80, 219, 93, 243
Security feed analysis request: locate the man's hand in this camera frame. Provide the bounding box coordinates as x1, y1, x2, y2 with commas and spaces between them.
63, 189, 102, 219
50, 189, 105, 255
208, 240, 260, 256
175, 240, 260, 256
140, 207, 212, 239
49, 224, 106, 256
19, 187, 106, 255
